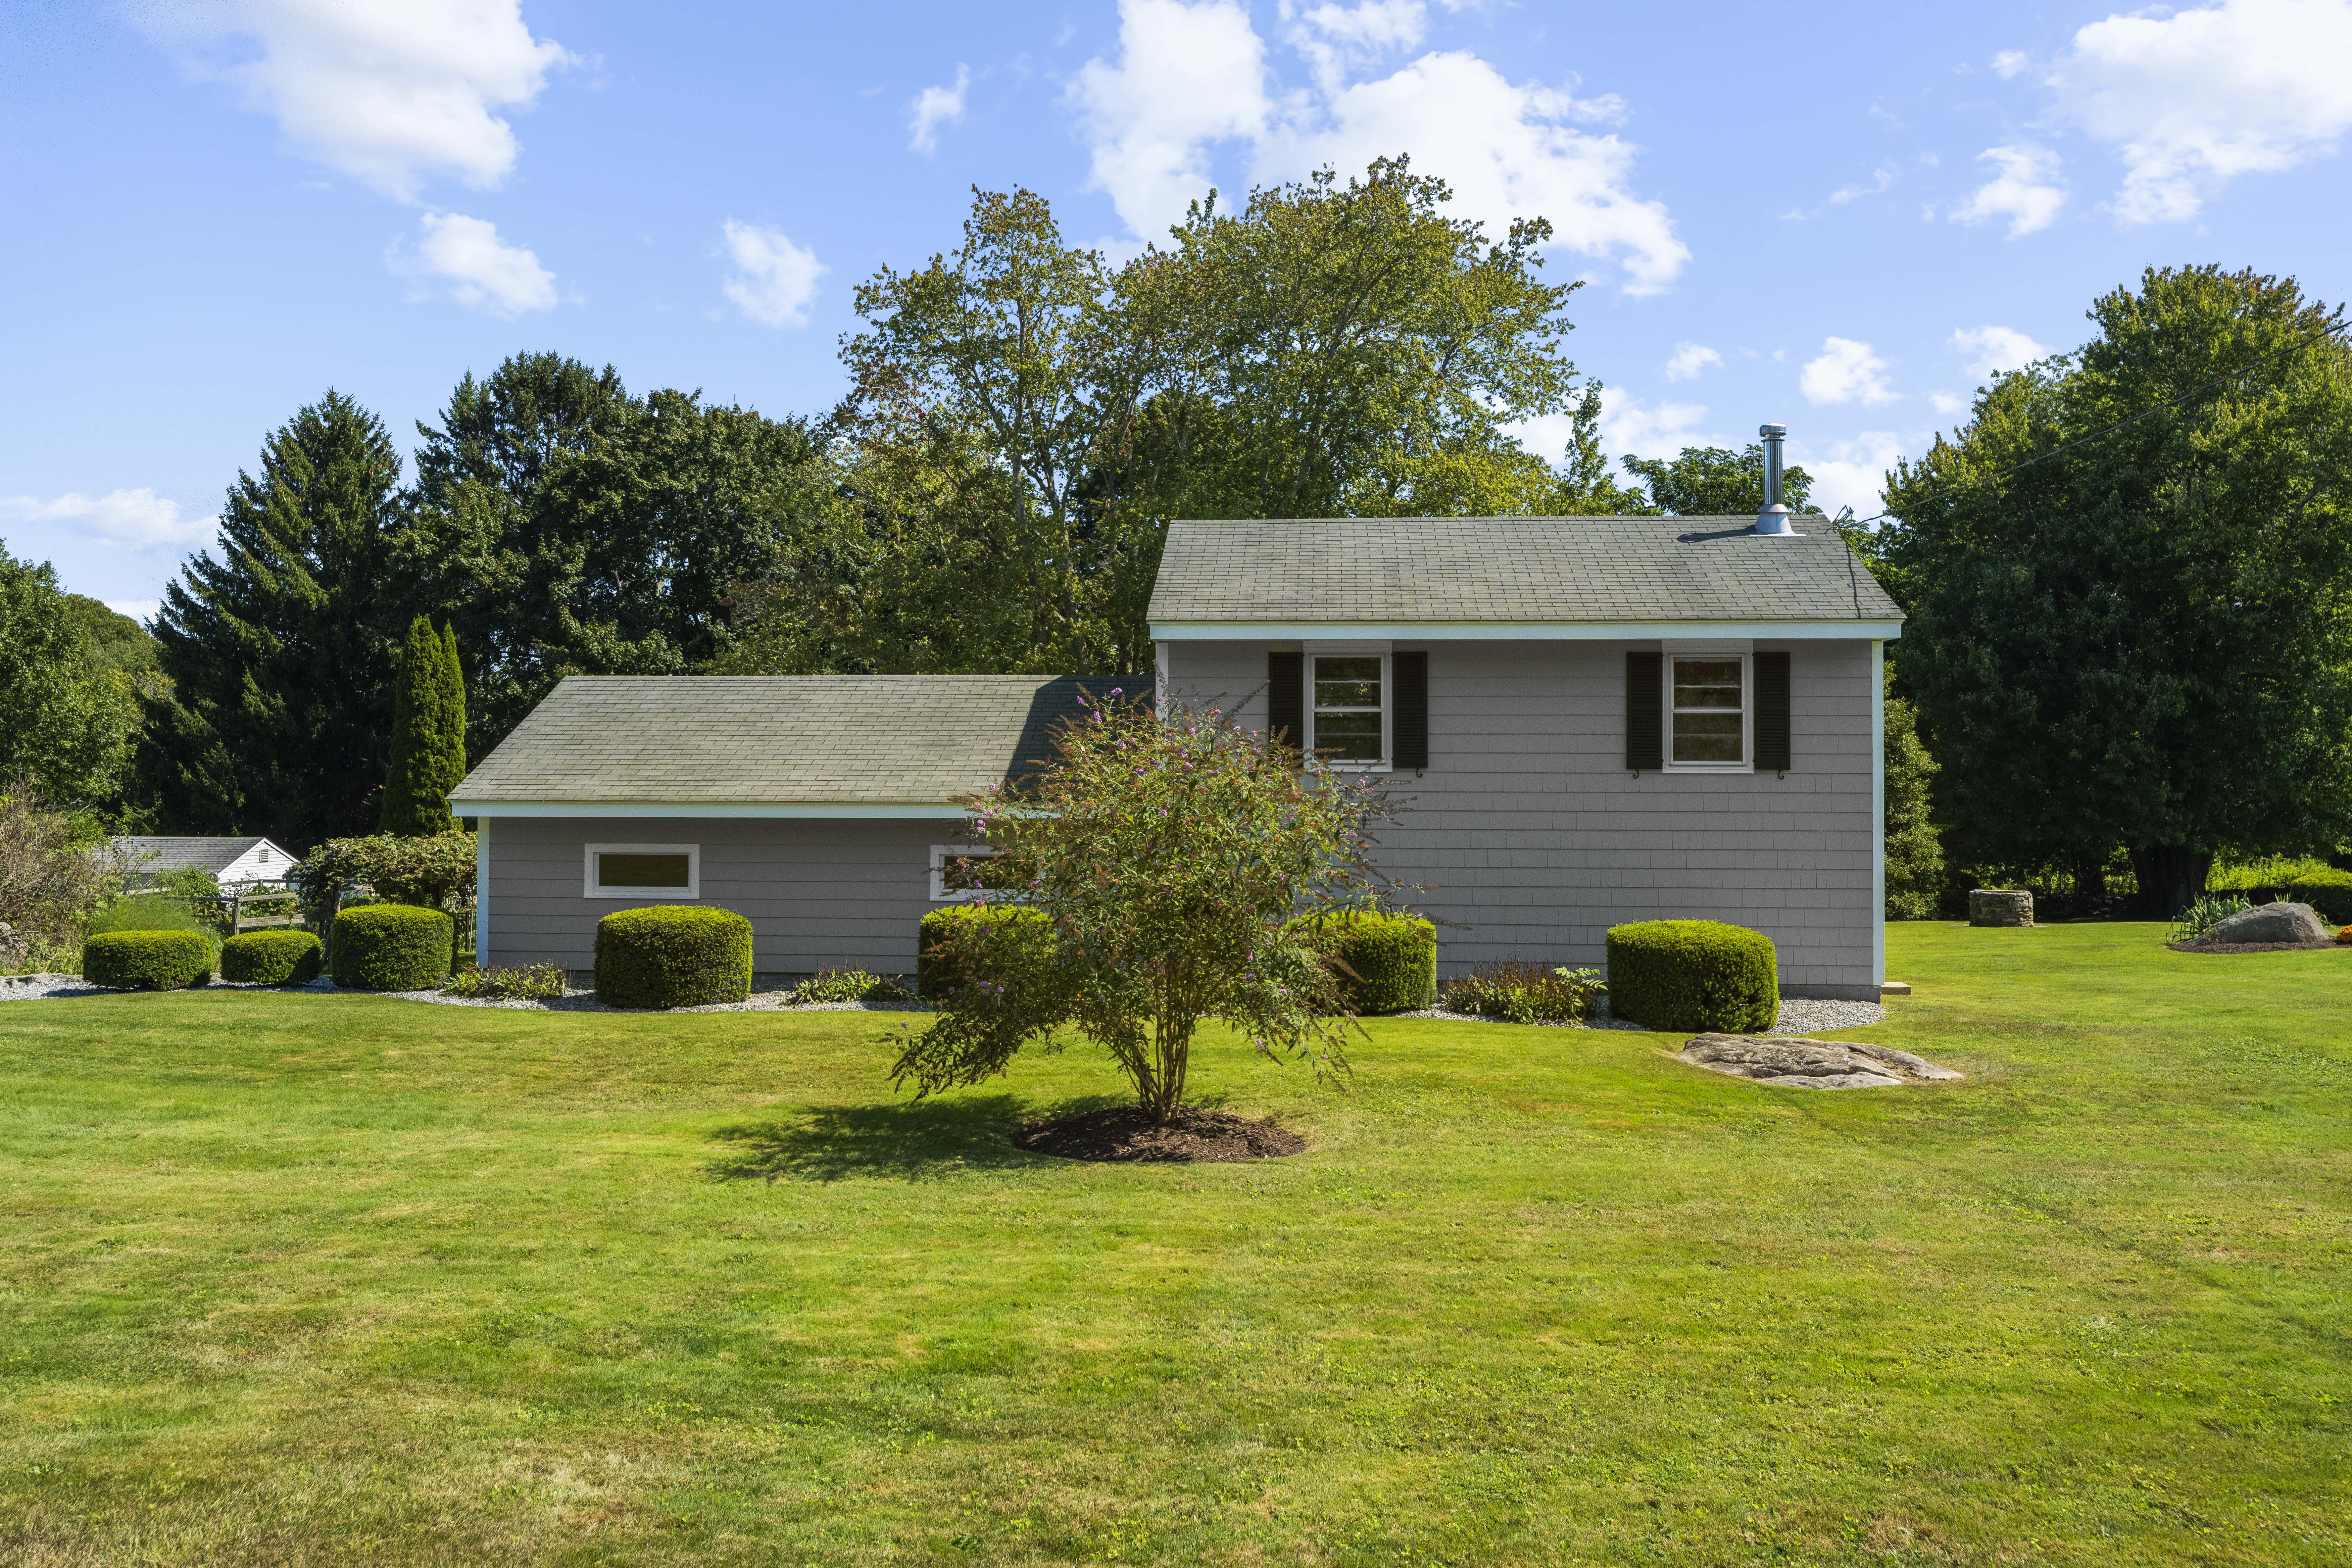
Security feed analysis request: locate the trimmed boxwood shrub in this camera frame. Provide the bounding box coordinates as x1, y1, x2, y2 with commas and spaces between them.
221, 929, 323, 985
83, 930, 212, 991
595, 905, 752, 1009
1605, 920, 1778, 1033
331, 904, 455, 991
917, 904, 1053, 1000
1296, 911, 1436, 1013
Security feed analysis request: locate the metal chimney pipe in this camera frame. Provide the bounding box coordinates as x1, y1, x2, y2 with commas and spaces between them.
1756, 423, 1793, 535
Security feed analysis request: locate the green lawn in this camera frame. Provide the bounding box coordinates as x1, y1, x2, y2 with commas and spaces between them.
1, 923, 2346, 1566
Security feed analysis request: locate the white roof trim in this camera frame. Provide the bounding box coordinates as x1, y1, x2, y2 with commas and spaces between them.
1150, 620, 1904, 642
454, 800, 967, 819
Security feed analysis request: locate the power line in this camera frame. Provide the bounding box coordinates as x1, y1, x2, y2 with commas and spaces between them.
1845, 308, 2351, 531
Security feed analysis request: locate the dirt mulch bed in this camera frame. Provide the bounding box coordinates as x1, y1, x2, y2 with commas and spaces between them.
1017, 1105, 1305, 1163
2168, 939, 2349, 954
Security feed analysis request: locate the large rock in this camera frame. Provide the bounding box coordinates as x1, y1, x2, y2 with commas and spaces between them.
1968, 889, 2033, 927
2201, 901, 2328, 945
1678, 1033, 1964, 1090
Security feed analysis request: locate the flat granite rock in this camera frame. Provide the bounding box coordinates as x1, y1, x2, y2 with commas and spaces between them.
1678, 1033, 1964, 1089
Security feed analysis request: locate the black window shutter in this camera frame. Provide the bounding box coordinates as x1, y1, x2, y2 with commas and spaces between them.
1268, 650, 1304, 749
1392, 651, 1429, 770
1626, 651, 1662, 772
1754, 651, 1792, 771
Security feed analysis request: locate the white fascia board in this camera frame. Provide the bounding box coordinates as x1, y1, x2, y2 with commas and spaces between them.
452, 800, 967, 820
1150, 620, 1904, 642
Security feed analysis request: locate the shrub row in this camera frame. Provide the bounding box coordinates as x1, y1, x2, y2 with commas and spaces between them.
2205, 867, 2352, 926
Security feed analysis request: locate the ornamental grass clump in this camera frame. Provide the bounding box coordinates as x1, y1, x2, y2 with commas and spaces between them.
1441, 960, 1607, 1025
889, 691, 1401, 1124
2169, 893, 2251, 944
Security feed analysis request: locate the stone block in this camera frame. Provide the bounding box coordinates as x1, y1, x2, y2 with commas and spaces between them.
1968, 889, 2034, 927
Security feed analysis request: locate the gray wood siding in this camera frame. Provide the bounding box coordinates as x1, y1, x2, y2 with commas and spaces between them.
1165, 639, 1880, 996
482, 817, 964, 974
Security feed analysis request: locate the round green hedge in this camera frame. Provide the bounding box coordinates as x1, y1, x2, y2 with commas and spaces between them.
221, 929, 324, 985
331, 904, 454, 991
83, 930, 212, 991
1300, 911, 1436, 1013
595, 905, 752, 1009
1605, 920, 1778, 1033
917, 904, 1053, 1000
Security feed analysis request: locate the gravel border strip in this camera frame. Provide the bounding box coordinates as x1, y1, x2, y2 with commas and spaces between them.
1388, 997, 1887, 1033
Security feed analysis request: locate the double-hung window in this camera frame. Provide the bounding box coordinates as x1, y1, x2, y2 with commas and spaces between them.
1307, 653, 1389, 768
1666, 653, 1749, 769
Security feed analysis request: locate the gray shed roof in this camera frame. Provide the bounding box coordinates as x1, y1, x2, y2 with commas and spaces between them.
114, 836, 283, 874
1147, 516, 1904, 625
451, 675, 1136, 805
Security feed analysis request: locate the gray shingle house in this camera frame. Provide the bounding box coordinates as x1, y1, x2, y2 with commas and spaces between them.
115, 835, 297, 889
455, 498, 1903, 996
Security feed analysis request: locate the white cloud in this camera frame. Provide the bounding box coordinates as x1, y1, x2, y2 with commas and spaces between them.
1800, 338, 1899, 406
1070, 0, 1272, 238
1951, 144, 2067, 236
1664, 343, 1721, 382
1991, 49, 2031, 79
1790, 431, 1906, 520
721, 220, 826, 328
1829, 162, 1897, 204
1596, 392, 1724, 460
137, 0, 573, 202
1071, 0, 1688, 294
1949, 324, 2050, 380
2052, 0, 2352, 224
909, 64, 970, 155
2, 489, 215, 550
105, 600, 163, 624
395, 211, 557, 313
1929, 391, 1969, 415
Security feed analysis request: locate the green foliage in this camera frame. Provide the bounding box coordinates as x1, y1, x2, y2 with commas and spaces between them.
0, 541, 137, 805
82, 929, 212, 990
1296, 911, 1437, 1013
889, 694, 1390, 1122
787, 969, 915, 1005
290, 833, 476, 923
150, 866, 233, 936
916, 904, 1055, 1002
1441, 961, 1608, 1024
1884, 666, 1945, 920
1605, 920, 1779, 1033
2209, 854, 2341, 888
1880, 266, 2352, 915
86, 895, 219, 964
2202, 866, 2352, 926
330, 904, 454, 991
444, 964, 564, 1000
2169, 893, 2252, 944
1619, 444, 1818, 517
221, 930, 323, 985
140, 391, 407, 842
379, 617, 466, 836
594, 906, 752, 1009
0, 788, 112, 947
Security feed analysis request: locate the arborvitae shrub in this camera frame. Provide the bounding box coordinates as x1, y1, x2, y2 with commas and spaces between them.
82, 930, 213, 990
594, 906, 752, 1009
1295, 911, 1437, 1013
331, 904, 454, 991
1605, 920, 1778, 1033
917, 904, 1053, 1001
220, 929, 323, 985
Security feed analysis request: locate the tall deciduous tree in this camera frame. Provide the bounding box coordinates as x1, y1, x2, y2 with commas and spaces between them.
1619, 444, 1817, 516
141, 392, 407, 846
0, 542, 136, 804
1880, 266, 2352, 914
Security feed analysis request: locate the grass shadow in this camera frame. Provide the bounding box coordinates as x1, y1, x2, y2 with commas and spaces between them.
707, 1093, 1068, 1182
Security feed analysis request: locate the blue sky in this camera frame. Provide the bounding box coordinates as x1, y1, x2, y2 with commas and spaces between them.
5, 0, 2349, 620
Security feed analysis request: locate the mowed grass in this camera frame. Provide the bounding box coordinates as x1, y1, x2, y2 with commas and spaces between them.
0, 924, 2346, 1566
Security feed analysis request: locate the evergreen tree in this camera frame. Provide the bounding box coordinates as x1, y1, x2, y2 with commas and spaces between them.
1882, 667, 1944, 919
378, 617, 466, 837
429, 622, 469, 822
140, 391, 405, 846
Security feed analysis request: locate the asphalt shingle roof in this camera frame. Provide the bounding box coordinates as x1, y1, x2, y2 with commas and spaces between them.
451, 675, 1138, 805
113, 836, 276, 874
1147, 516, 1905, 624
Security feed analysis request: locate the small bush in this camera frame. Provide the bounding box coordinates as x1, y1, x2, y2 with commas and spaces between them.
220, 929, 322, 985
445, 964, 565, 1000
1605, 920, 1778, 1033
595, 906, 752, 1009
790, 969, 915, 1005
1296, 911, 1436, 1013
1442, 960, 1606, 1024
83, 929, 212, 990
331, 903, 455, 991
917, 904, 1054, 1000
2169, 892, 2252, 944
87, 895, 219, 954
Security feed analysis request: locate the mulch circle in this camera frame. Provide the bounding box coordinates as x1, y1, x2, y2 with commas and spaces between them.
1016, 1105, 1306, 1163
2168, 939, 2349, 954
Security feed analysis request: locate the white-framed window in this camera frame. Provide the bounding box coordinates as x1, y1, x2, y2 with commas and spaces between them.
1306, 651, 1390, 769
1664, 652, 1750, 770
257, 846, 271, 864
930, 844, 1007, 902
584, 843, 700, 899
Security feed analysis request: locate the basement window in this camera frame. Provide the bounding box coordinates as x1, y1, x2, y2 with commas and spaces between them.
585, 843, 699, 899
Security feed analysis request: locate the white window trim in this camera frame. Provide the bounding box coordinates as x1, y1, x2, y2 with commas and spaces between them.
1305, 650, 1393, 772
929, 844, 999, 902
1662, 651, 1752, 773
584, 842, 701, 899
